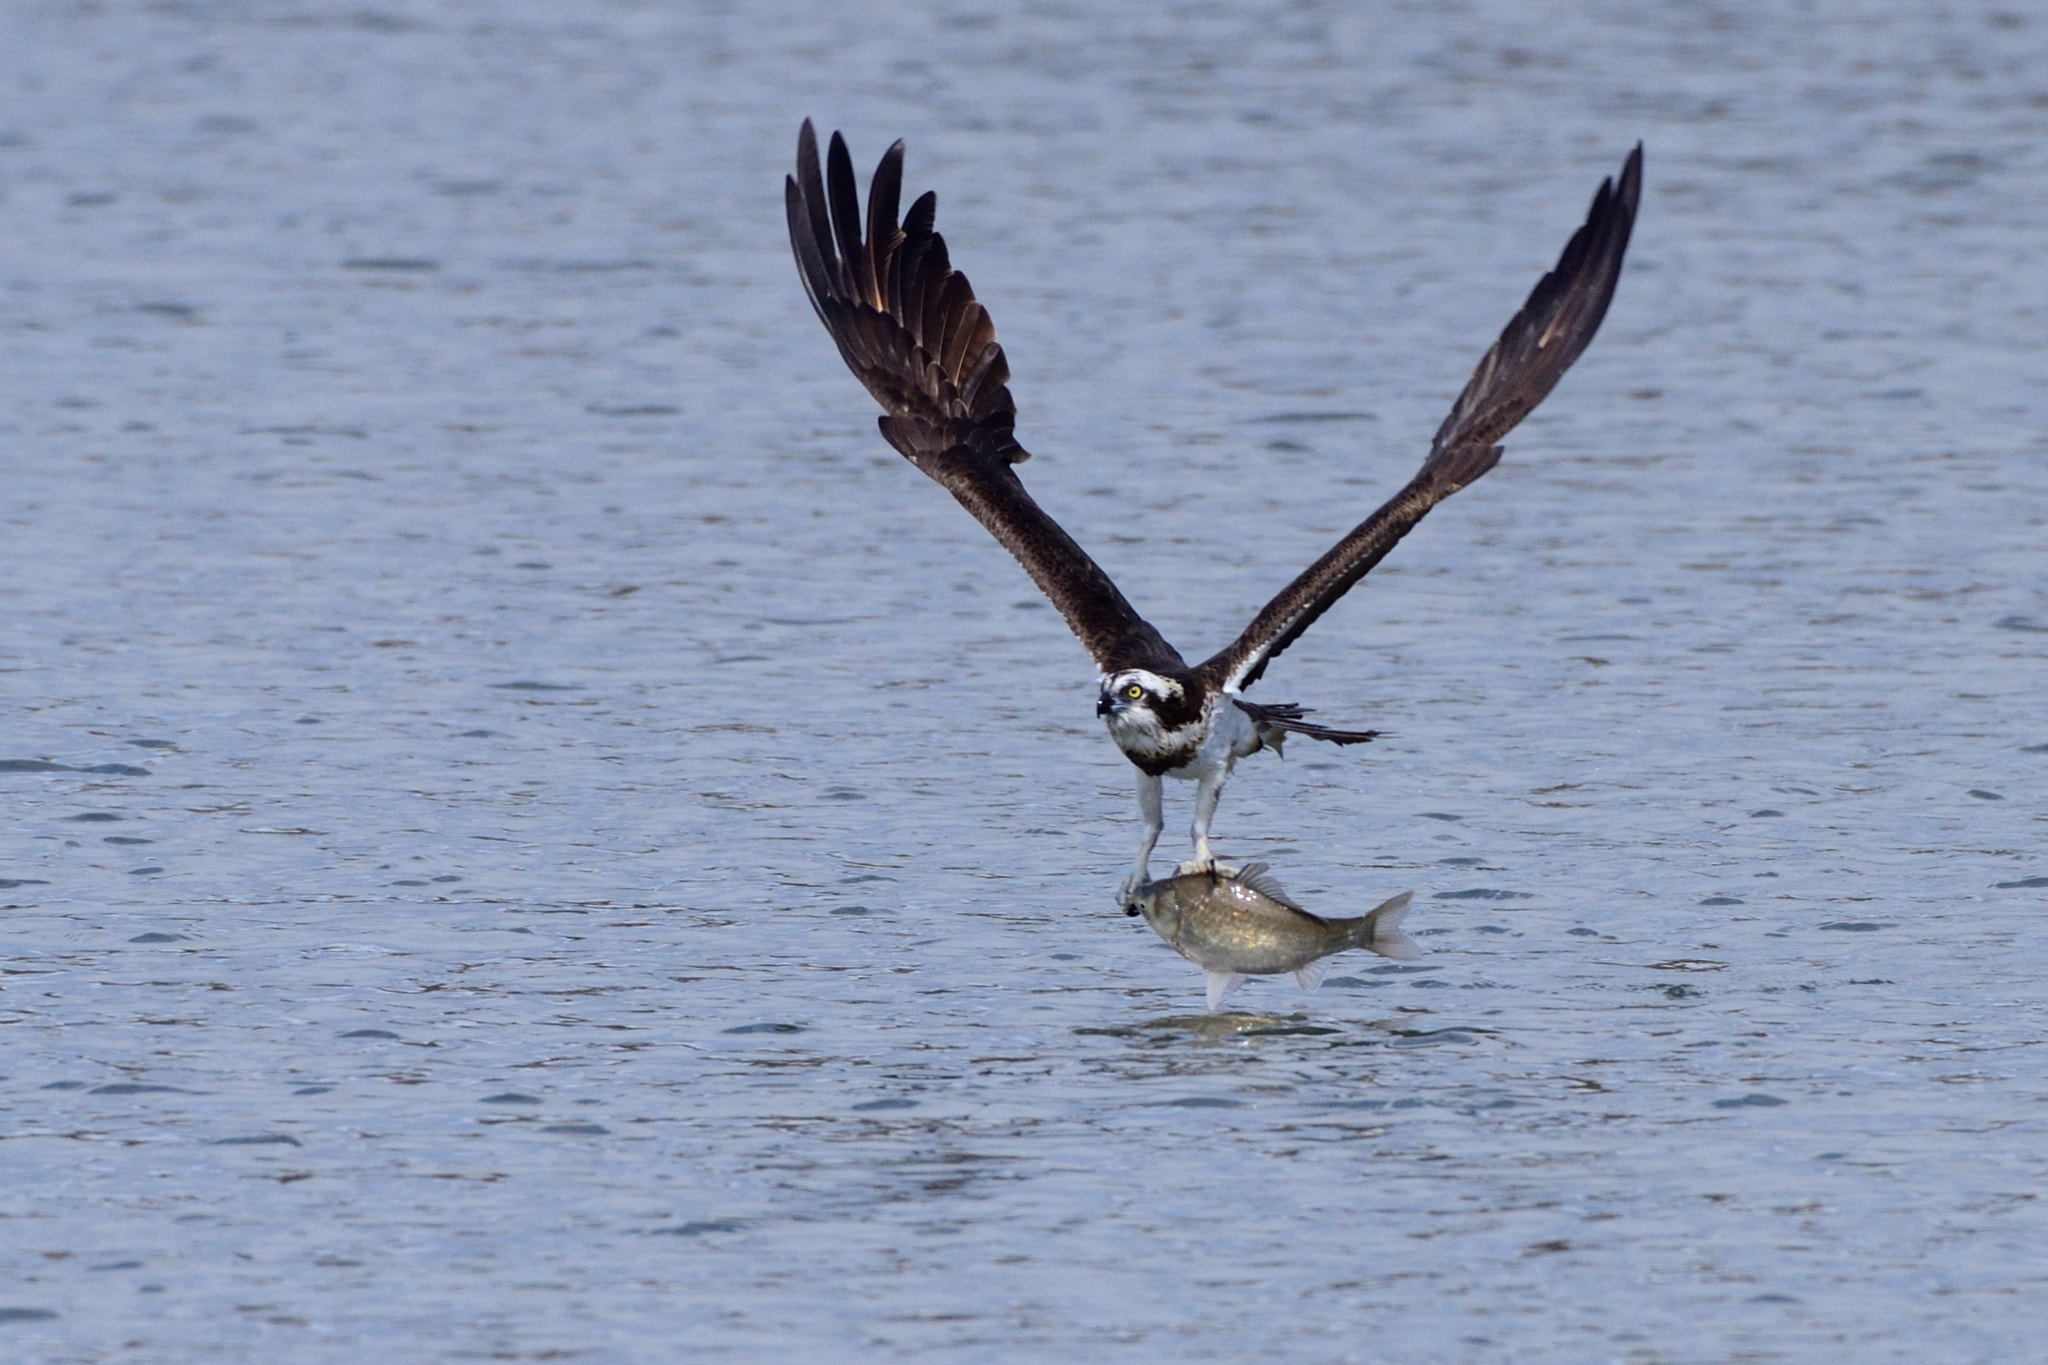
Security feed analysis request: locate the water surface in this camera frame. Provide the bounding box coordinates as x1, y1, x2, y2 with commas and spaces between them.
1, 2, 2045, 1361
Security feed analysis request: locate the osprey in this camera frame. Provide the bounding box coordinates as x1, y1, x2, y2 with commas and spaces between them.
785, 122, 1641, 903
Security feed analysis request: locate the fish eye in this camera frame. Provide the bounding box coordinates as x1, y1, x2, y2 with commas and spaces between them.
1125, 684, 1145, 700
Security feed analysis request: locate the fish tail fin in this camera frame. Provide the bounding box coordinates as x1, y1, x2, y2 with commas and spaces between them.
1206, 971, 1247, 1012
1359, 891, 1421, 961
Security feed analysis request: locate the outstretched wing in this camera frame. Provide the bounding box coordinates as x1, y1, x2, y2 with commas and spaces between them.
1199, 144, 1643, 694
786, 121, 1185, 676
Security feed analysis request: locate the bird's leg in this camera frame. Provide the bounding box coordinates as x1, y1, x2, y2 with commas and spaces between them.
1118, 771, 1165, 909
1186, 767, 1228, 874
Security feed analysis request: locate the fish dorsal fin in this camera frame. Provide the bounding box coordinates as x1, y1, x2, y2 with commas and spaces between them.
1233, 861, 1305, 912
1294, 958, 1331, 993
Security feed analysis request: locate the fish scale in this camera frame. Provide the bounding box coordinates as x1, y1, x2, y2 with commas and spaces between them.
1128, 862, 1419, 1011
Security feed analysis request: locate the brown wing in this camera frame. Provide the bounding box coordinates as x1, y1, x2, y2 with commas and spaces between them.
786, 121, 1184, 676
1199, 144, 1643, 694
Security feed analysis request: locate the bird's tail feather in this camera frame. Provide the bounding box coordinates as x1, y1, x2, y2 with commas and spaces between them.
1234, 698, 1382, 751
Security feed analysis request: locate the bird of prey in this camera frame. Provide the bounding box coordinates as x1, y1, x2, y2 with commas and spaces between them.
785, 122, 1641, 903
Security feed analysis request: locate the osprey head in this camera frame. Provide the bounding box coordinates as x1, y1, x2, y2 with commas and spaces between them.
1098, 670, 1206, 770
1097, 669, 1181, 721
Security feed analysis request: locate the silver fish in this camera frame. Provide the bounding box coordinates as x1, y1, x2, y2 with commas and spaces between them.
1128, 862, 1419, 1011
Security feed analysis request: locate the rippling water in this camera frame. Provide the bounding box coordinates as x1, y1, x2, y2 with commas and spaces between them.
2, 2, 2045, 1361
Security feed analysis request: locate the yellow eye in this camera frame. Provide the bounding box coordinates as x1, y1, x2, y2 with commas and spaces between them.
1125, 684, 1144, 700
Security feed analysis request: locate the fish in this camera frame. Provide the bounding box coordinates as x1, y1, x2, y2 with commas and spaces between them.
1126, 862, 1420, 1011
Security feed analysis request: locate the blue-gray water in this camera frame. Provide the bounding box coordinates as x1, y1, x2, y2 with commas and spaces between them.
2, 3, 2045, 1361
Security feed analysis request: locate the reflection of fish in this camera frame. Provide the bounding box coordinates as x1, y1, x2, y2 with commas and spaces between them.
1128, 863, 1419, 1011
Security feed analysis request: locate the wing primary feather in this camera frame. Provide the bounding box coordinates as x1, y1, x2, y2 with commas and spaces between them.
864, 141, 905, 311
785, 176, 832, 323
786, 123, 1180, 674
925, 269, 963, 378
895, 194, 938, 332
1200, 144, 1642, 695
902, 187, 936, 241
1429, 144, 1642, 464
962, 341, 1007, 411
826, 132, 871, 308
794, 121, 840, 300
939, 278, 984, 379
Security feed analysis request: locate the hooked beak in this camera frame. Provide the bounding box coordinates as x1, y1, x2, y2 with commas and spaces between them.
1096, 695, 1119, 717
